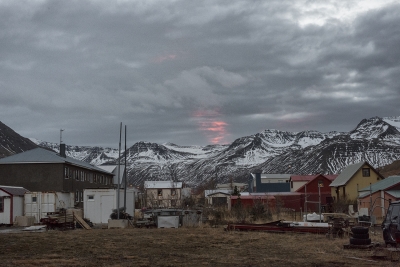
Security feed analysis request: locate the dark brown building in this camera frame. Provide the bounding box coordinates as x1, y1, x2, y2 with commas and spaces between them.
0, 145, 113, 205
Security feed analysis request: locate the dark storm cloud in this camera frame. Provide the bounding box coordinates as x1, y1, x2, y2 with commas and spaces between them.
0, 0, 399, 147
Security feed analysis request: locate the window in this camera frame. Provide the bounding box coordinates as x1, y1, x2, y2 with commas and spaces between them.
89, 173, 93, 183
32, 196, 37, 203
65, 167, 69, 179
75, 190, 79, 202
362, 168, 370, 177
80, 191, 83, 202
158, 189, 162, 196
318, 180, 324, 187
75, 170, 79, 181
171, 189, 176, 196
0, 197, 3, 213
88, 195, 94, 201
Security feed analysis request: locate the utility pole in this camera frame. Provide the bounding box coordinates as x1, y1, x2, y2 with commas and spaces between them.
117, 122, 122, 220
123, 125, 127, 213
318, 182, 321, 223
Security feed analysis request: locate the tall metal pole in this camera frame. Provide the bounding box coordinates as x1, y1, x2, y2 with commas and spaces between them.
318, 184, 321, 223
305, 184, 307, 220
123, 125, 127, 213
117, 122, 122, 219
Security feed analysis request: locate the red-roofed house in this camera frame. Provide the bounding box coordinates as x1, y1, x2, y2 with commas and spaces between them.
295, 174, 338, 213
290, 175, 317, 192
290, 174, 338, 192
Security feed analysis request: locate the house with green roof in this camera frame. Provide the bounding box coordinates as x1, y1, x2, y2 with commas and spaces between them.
358, 176, 400, 219
0, 145, 113, 207
329, 161, 384, 201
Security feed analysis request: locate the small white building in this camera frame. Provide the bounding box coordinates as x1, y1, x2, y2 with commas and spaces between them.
24, 192, 75, 223
144, 181, 183, 208
0, 186, 29, 225
83, 188, 137, 224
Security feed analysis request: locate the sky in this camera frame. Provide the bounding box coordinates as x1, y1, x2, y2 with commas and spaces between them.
1, 0, 400, 148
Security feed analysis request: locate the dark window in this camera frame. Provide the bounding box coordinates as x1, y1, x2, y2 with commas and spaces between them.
362, 168, 370, 177
318, 180, 324, 187
0, 197, 3, 212
158, 189, 162, 196
65, 167, 69, 179
171, 189, 176, 196
80, 191, 83, 202
32, 196, 37, 203
75, 190, 79, 202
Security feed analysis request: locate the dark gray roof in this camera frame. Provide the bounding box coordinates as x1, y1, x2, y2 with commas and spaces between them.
359, 176, 400, 198
0, 185, 29, 196
0, 148, 112, 175
329, 161, 366, 187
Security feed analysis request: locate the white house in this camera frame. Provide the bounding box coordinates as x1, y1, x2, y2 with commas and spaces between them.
0, 185, 29, 225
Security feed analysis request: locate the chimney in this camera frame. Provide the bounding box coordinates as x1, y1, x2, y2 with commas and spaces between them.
60, 143, 66, 158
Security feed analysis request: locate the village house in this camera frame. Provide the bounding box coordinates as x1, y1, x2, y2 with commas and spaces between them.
295, 174, 337, 213
290, 174, 338, 192
358, 175, 400, 219
98, 165, 126, 188
216, 182, 247, 191
144, 181, 183, 208
0, 145, 113, 207
329, 161, 384, 201
248, 172, 291, 193
0, 185, 29, 225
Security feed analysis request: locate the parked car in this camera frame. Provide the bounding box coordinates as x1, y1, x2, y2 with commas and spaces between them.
382, 200, 400, 247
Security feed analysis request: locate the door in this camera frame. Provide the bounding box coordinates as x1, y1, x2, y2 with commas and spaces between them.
100, 195, 114, 223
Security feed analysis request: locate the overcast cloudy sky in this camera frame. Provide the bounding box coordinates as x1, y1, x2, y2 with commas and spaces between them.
1, 0, 399, 148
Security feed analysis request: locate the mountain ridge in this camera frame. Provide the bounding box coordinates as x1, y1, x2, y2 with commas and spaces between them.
2, 116, 400, 187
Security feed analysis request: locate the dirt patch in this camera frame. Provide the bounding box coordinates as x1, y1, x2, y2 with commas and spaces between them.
0, 226, 394, 266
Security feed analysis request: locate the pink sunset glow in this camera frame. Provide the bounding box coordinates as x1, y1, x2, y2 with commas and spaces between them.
152, 54, 177, 63
192, 110, 229, 144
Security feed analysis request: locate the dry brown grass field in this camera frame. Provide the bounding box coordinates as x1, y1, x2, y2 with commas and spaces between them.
0, 225, 397, 267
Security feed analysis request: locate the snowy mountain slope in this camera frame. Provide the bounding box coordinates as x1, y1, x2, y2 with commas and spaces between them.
3, 116, 400, 187
0, 122, 37, 158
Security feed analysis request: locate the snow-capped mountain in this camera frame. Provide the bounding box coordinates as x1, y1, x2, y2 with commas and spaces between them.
3, 116, 400, 187
0, 121, 37, 158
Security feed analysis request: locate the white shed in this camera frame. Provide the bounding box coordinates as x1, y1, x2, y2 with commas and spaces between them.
0, 185, 29, 225
83, 188, 137, 224
24, 192, 75, 223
